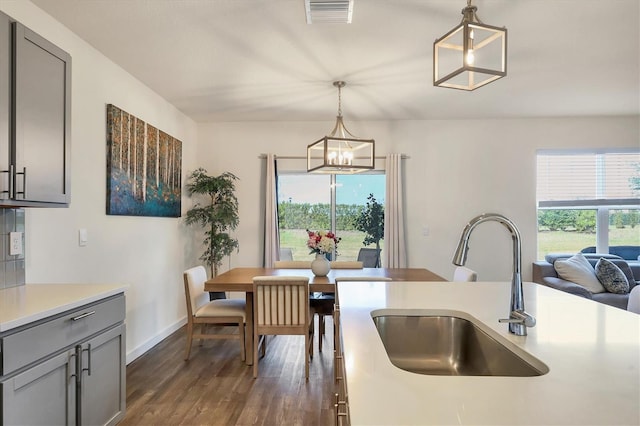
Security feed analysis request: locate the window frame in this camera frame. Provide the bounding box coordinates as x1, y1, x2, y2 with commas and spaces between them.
276, 169, 386, 261
536, 148, 640, 257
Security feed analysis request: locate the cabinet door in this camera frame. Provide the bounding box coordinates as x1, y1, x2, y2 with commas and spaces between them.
13, 22, 71, 204
0, 12, 10, 199
79, 324, 126, 426
1, 350, 75, 426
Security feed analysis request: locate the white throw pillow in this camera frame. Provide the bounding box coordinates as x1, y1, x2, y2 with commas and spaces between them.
554, 253, 606, 294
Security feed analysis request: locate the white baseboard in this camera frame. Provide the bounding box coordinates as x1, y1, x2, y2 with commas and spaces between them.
126, 317, 186, 365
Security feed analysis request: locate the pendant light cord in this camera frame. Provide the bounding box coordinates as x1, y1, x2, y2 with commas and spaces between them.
335, 81, 345, 117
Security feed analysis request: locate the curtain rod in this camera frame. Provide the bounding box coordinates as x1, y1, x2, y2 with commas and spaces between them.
258, 154, 410, 160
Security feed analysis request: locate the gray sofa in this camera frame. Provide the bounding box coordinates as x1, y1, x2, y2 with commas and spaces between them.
532, 253, 640, 310
581, 245, 640, 261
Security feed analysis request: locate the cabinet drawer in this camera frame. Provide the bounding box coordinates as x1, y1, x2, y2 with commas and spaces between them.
1, 294, 125, 376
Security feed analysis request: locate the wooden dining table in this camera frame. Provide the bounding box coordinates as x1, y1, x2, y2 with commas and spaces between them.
205, 267, 445, 365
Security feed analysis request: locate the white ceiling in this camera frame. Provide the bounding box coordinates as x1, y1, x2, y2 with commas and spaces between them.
31, 0, 640, 123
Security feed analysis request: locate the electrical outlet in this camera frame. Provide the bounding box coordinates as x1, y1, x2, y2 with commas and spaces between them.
9, 232, 22, 256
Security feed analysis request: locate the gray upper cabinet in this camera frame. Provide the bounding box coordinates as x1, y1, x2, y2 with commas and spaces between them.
0, 12, 10, 203
0, 11, 71, 207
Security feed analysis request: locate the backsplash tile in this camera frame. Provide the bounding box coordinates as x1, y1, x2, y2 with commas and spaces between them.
5, 260, 16, 288
0, 233, 5, 259
0, 208, 25, 289
4, 209, 15, 232
16, 260, 25, 286
0, 262, 5, 290
15, 209, 24, 232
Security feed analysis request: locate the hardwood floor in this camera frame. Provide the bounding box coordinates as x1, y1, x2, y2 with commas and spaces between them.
121, 318, 335, 425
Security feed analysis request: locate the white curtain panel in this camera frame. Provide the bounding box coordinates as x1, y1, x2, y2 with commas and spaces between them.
383, 153, 407, 268
263, 154, 280, 267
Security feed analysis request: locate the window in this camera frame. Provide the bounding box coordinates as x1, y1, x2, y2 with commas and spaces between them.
536, 150, 640, 260
277, 172, 385, 261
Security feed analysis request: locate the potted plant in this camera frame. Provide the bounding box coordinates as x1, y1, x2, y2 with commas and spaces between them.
185, 168, 239, 279
355, 193, 384, 267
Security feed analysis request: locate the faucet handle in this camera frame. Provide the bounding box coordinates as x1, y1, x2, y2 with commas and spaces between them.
499, 310, 536, 328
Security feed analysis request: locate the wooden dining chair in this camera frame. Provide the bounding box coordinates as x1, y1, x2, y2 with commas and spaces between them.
183, 266, 246, 361
357, 248, 381, 267
310, 261, 363, 351
274, 260, 330, 354
273, 260, 312, 268
627, 285, 640, 314
329, 261, 364, 269
279, 247, 294, 261
252, 276, 313, 379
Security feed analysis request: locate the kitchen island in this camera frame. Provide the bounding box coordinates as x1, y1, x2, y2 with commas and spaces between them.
338, 280, 639, 425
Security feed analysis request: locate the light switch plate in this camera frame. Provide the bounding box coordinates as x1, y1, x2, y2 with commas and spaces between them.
9, 232, 23, 256
79, 228, 88, 247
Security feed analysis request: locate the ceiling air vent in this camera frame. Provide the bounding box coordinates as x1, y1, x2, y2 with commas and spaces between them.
305, 0, 354, 24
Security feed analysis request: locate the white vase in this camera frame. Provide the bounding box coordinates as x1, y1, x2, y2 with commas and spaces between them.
311, 253, 331, 277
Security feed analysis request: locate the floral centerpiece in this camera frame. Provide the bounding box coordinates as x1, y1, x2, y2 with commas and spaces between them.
306, 229, 340, 255
306, 230, 340, 277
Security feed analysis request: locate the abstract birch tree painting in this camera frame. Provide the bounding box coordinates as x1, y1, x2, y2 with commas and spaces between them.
106, 104, 182, 217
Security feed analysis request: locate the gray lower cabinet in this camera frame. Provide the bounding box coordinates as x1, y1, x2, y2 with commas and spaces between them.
0, 294, 126, 426
78, 324, 126, 426
1, 350, 75, 425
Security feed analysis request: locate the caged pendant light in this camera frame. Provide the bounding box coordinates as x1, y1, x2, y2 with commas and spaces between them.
307, 81, 374, 174
433, 0, 507, 90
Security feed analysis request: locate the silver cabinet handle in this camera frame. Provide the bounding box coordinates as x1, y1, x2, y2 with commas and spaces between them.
0, 166, 10, 198
70, 311, 96, 321
15, 166, 26, 198
82, 343, 92, 376
68, 351, 77, 382
75, 344, 83, 422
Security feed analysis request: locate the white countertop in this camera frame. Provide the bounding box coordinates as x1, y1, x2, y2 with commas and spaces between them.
338, 281, 640, 426
0, 283, 127, 332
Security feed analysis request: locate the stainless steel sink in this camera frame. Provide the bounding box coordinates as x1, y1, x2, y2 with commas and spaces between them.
372, 310, 549, 377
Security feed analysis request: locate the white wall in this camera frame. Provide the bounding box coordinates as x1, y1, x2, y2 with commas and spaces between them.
0, 1, 200, 363
197, 116, 639, 282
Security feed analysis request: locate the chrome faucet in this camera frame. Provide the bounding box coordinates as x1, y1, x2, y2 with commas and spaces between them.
452, 213, 536, 336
